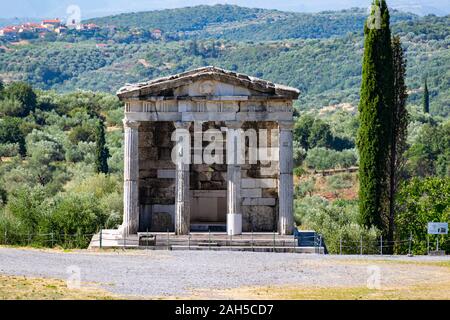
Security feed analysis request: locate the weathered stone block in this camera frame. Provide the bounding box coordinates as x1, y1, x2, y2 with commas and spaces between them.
152, 212, 173, 232
262, 188, 278, 198
157, 170, 175, 179
241, 188, 262, 198
242, 205, 276, 232
242, 198, 276, 206
242, 178, 277, 189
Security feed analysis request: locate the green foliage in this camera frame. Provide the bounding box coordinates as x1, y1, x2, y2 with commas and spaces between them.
294, 177, 316, 198
68, 125, 96, 144
305, 148, 358, 170
95, 119, 110, 174
0, 174, 122, 248
423, 78, 430, 114
294, 114, 354, 152
0, 11, 447, 116
1, 82, 37, 117
357, 0, 394, 231
0, 117, 26, 156
406, 121, 449, 177
327, 173, 354, 192
386, 35, 410, 246
396, 177, 449, 254
295, 196, 380, 254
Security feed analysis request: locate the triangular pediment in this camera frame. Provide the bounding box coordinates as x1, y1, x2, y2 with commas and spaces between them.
117, 66, 300, 100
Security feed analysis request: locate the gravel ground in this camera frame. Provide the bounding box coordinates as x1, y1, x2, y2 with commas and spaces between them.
0, 248, 449, 297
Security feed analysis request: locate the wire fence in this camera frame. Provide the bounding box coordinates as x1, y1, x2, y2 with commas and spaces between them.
0, 228, 448, 255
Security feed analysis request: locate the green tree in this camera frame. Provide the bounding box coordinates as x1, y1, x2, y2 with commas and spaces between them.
386, 36, 409, 249
357, 0, 394, 230
308, 120, 333, 149
423, 78, 430, 114
294, 115, 315, 150
0, 117, 26, 156
396, 177, 449, 254
95, 119, 110, 174
406, 122, 449, 177
2, 82, 37, 117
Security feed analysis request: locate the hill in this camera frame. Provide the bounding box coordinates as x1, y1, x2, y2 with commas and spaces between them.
86, 5, 418, 40
0, 6, 448, 116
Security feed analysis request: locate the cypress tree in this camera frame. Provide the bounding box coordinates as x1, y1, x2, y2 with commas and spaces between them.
387, 36, 409, 248
357, 0, 394, 230
423, 79, 430, 114
95, 118, 110, 174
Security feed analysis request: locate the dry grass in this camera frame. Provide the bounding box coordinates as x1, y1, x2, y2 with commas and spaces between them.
195, 282, 450, 300
0, 274, 116, 300
191, 259, 450, 300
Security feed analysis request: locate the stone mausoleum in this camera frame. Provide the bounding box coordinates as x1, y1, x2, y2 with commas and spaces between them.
116, 67, 299, 238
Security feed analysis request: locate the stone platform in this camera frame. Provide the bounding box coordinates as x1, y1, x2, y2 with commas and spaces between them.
88, 230, 325, 254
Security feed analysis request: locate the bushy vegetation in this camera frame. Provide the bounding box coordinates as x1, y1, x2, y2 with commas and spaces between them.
295, 197, 380, 254
0, 83, 123, 248
395, 177, 449, 254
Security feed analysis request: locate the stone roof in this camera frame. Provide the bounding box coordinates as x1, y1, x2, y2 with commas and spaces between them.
117, 66, 300, 100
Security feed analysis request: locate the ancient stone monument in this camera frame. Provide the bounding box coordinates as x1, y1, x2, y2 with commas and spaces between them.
116, 66, 299, 238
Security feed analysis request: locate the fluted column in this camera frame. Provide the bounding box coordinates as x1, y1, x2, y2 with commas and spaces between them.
121, 119, 140, 236
278, 121, 294, 235
174, 122, 191, 235
226, 121, 243, 236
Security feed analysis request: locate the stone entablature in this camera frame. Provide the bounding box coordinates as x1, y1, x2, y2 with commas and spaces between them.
117, 66, 299, 237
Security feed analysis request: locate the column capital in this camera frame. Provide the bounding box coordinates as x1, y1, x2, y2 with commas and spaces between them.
123, 119, 141, 129
278, 121, 294, 130
225, 121, 244, 130
174, 121, 191, 130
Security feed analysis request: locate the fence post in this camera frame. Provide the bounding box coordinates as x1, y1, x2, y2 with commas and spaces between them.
339, 236, 342, 255
427, 235, 430, 255
408, 232, 412, 256
209, 229, 211, 251
293, 231, 296, 252
4, 227, 7, 245
251, 229, 254, 252
230, 230, 233, 247
51, 232, 54, 248
380, 235, 383, 256
99, 229, 103, 249
273, 231, 276, 253
319, 235, 323, 255
167, 229, 170, 251
360, 235, 363, 255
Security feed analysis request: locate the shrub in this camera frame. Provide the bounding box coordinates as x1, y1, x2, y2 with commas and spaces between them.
305, 147, 358, 170
395, 177, 449, 254
295, 196, 380, 254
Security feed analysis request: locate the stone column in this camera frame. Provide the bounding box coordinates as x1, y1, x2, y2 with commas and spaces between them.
121, 119, 140, 236
278, 121, 294, 235
174, 122, 191, 235
226, 122, 243, 236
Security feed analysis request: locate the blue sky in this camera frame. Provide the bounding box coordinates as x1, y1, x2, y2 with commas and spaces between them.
0, 0, 448, 18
